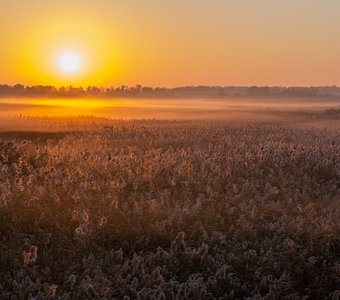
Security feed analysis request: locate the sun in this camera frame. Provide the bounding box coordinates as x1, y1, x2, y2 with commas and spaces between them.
59, 52, 81, 73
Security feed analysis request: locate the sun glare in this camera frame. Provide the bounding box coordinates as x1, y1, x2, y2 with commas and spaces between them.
59, 52, 81, 73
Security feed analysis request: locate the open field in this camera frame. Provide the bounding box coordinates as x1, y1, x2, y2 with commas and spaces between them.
0, 96, 340, 120
0, 104, 339, 299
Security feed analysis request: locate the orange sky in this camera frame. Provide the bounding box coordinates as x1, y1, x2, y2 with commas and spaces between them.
1, 0, 340, 87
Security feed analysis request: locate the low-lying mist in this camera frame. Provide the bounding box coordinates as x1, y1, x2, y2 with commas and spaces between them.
0, 97, 339, 132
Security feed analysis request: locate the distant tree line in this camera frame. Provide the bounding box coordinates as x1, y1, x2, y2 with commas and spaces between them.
0, 84, 339, 98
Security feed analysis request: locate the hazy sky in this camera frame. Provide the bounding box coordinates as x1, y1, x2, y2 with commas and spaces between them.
1, 0, 340, 87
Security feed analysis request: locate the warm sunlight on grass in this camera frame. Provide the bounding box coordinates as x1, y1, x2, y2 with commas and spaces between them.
1, 1, 340, 298
0, 98, 123, 117
28, 98, 110, 108
1, 97, 340, 119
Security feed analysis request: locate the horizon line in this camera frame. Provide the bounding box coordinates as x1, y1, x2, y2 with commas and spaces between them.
1, 83, 340, 89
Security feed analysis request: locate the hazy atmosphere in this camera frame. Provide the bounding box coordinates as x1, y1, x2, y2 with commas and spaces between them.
1, 0, 340, 87
0, 1, 339, 299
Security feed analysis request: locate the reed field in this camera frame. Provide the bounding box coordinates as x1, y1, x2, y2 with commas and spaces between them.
0, 107, 339, 299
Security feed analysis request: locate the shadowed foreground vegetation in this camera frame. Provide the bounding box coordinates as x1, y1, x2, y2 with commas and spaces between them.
0, 114, 339, 299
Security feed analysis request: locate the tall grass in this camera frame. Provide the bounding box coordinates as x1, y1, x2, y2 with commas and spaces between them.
0, 116, 339, 299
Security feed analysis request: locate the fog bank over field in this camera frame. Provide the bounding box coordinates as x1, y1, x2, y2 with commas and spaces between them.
0, 97, 339, 300
0, 96, 339, 121
0, 97, 339, 133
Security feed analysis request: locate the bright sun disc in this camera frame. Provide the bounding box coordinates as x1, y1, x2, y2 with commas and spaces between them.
59, 52, 81, 73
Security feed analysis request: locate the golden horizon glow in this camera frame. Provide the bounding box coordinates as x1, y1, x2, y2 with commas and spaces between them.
1, 1, 340, 87
2, 11, 126, 87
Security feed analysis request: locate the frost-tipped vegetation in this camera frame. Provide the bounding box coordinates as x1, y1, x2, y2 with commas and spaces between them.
0, 118, 339, 299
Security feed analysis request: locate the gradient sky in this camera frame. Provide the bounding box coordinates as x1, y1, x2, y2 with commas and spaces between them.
1, 0, 340, 87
